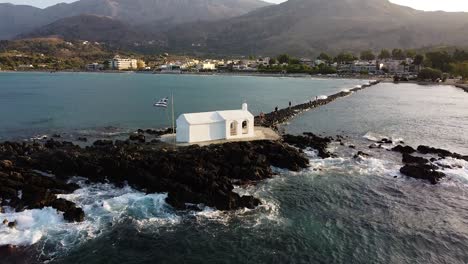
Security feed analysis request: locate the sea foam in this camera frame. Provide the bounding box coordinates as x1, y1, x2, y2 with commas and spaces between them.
0, 178, 178, 255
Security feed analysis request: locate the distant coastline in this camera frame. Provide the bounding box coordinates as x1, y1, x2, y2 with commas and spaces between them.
1, 70, 467, 90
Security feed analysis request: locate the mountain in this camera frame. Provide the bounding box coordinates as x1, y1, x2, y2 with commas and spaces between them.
17, 15, 147, 45
164, 0, 468, 56
0, 4, 48, 40
0, 0, 271, 40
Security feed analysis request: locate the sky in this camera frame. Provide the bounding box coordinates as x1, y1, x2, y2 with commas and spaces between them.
1, 0, 468, 12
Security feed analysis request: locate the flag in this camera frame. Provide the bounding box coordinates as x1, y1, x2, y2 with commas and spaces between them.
154, 97, 169, 108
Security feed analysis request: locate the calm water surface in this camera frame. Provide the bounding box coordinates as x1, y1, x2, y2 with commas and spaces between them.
0, 73, 467, 264
0, 72, 364, 140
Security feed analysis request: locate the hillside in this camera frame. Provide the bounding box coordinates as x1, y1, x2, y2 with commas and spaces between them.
0, 0, 271, 40
164, 0, 468, 56
18, 15, 148, 45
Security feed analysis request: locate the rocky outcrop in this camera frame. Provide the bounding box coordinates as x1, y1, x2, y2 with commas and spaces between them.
255, 81, 380, 129
0, 154, 83, 222
282, 133, 333, 158
400, 164, 445, 184
402, 153, 429, 165
395, 144, 468, 184
392, 145, 416, 154
0, 139, 309, 215
417, 145, 468, 161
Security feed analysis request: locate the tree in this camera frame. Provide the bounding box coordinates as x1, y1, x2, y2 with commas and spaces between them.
360, 50, 375, 61
316, 63, 337, 74
413, 54, 424, 65
289, 58, 300, 65
451, 62, 468, 80
269, 58, 277, 65
453, 49, 468, 62
378, 49, 391, 60
418, 67, 443, 81
317, 52, 332, 62
335, 52, 356, 63
391, 49, 406, 60
277, 54, 291, 64
103, 60, 110, 70
405, 49, 416, 59
425, 51, 453, 72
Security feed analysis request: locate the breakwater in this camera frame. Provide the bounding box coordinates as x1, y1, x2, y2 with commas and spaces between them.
255, 80, 381, 128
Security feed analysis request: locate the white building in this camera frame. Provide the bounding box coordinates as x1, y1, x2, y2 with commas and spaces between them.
109, 55, 138, 70
197, 62, 217, 71
176, 103, 255, 143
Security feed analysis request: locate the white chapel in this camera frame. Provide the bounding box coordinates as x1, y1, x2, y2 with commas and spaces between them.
176, 103, 255, 143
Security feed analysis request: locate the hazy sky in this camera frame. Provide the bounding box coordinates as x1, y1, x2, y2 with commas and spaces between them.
1, 0, 468, 12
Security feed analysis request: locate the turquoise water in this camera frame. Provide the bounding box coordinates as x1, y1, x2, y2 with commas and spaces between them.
1, 74, 468, 264
0, 72, 365, 141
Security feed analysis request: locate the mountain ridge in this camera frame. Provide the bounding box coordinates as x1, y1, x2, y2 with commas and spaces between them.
0, 0, 271, 40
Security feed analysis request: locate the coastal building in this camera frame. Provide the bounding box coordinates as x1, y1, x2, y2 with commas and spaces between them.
176, 103, 255, 143
109, 55, 138, 70
379, 58, 413, 74
86, 63, 104, 71
197, 62, 217, 71
338, 61, 377, 74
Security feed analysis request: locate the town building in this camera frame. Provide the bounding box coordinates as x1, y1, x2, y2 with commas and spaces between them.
338, 61, 378, 74
109, 55, 138, 70
86, 63, 104, 71
176, 103, 255, 143
379, 59, 413, 74
197, 61, 217, 71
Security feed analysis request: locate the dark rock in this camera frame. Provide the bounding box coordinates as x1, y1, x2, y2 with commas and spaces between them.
392, 145, 416, 154
353, 151, 371, 159
402, 153, 429, 165
129, 133, 145, 143
283, 133, 332, 158
417, 145, 468, 162
417, 145, 452, 157
52, 134, 61, 138
2, 219, 8, 225
8, 220, 17, 229
50, 198, 85, 222
348, 145, 356, 149
400, 164, 445, 184
77, 137, 88, 142
93, 140, 113, 147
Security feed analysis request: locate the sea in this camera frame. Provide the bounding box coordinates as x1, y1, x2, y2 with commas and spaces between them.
0, 72, 467, 264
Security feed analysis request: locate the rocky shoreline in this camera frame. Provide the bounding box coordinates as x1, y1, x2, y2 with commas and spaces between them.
255, 80, 380, 129
391, 144, 468, 184
0, 136, 313, 226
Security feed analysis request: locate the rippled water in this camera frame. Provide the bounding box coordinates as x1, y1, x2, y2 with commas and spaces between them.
0, 72, 364, 141
1, 76, 468, 264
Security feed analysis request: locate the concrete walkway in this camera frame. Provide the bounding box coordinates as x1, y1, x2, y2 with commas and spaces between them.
160, 126, 280, 146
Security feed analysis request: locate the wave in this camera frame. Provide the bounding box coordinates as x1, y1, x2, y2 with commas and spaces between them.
0, 178, 178, 257
363, 132, 404, 144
